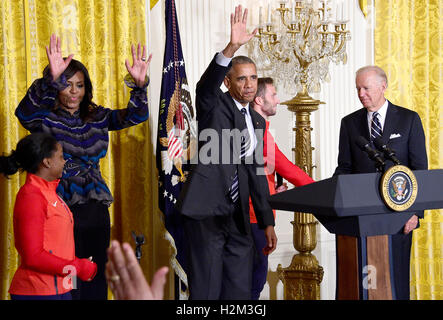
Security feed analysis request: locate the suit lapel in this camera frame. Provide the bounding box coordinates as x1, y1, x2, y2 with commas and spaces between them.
382, 101, 399, 145
249, 107, 265, 130
225, 92, 247, 131
359, 109, 371, 141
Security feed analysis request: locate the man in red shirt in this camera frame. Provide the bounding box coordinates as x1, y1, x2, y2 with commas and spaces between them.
249, 77, 315, 299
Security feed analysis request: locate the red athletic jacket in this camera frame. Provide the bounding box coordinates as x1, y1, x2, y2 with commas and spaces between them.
249, 121, 315, 223
9, 173, 96, 296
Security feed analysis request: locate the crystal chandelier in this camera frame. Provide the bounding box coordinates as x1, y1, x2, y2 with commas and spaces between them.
249, 0, 351, 96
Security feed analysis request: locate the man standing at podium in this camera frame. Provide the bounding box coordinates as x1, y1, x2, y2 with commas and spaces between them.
334, 65, 428, 299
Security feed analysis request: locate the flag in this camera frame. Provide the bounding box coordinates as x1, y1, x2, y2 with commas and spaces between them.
156, 0, 197, 299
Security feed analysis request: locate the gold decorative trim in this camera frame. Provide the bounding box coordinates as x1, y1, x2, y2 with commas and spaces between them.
24, 0, 39, 86
380, 165, 418, 212
150, 0, 159, 9
358, 0, 368, 18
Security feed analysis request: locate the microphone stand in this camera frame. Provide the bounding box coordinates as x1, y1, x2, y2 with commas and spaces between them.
356, 136, 386, 173
375, 160, 385, 173
366, 145, 385, 173
131, 231, 145, 264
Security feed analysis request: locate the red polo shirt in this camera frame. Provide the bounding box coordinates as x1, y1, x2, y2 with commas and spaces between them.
249, 121, 315, 223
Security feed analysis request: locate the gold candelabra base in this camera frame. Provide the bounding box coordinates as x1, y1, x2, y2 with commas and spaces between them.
285, 87, 323, 112
277, 252, 324, 300
277, 89, 324, 300
277, 212, 324, 300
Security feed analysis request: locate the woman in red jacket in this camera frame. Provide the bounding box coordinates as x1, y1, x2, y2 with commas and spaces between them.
0, 133, 97, 300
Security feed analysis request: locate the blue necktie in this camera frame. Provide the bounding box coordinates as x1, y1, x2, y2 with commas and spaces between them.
371, 111, 382, 141
229, 108, 250, 203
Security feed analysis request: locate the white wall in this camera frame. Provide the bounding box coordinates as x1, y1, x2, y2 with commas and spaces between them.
148, 0, 375, 300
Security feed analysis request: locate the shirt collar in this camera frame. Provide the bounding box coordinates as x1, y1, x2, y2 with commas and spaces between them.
368, 99, 388, 120
26, 173, 60, 191
232, 98, 250, 115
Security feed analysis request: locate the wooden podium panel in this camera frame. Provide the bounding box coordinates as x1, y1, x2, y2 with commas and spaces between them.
336, 235, 394, 300
367, 235, 393, 300
336, 235, 359, 299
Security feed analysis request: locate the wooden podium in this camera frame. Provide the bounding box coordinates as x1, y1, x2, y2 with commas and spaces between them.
268, 169, 443, 300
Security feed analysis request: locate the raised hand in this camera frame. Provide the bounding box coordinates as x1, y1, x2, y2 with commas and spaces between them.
223, 5, 258, 58
45, 34, 73, 81
125, 43, 152, 88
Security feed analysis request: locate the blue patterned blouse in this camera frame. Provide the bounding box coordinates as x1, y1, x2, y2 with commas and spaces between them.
15, 74, 149, 207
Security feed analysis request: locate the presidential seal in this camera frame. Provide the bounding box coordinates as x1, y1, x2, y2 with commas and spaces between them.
380, 165, 418, 211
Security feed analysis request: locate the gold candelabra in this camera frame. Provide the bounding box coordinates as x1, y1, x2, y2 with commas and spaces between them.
250, 0, 350, 95
249, 0, 350, 300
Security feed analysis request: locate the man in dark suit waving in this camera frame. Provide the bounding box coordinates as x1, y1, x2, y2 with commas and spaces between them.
176, 6, 277, 300
334, 65, 428, 299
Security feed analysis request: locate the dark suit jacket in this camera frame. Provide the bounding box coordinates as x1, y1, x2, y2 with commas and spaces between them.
333, 101, 428, 299
334, 100, 428, 216
176, 55, 275, 233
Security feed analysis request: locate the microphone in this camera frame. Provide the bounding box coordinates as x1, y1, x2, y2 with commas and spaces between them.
355, 136, 385, 169
373, 137, 401, 165
131, 231, 145, 264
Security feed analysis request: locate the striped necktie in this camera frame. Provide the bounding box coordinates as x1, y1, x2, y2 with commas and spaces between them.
239, 108, 251, 158
370, 111, 382, 141
229, 108, 250, 203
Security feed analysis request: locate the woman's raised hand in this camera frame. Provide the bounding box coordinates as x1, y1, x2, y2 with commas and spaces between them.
45, 34, 74, 81
125, 43, 152, 88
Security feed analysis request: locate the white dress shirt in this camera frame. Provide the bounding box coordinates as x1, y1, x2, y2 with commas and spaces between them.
216, 52, 257, 157
367, 99, 388, 136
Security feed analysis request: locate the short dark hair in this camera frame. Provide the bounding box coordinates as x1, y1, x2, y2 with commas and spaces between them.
256, 77, 274, 98
0, 133, 59, 178
44, 59, 98, 121
226, 55, 256, 78
251, 77, 274, 107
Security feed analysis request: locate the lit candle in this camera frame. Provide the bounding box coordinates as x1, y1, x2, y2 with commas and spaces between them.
292, 1, 296, 22
267, 3, 271, 24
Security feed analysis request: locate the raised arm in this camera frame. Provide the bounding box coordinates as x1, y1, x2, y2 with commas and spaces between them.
45, 33, 73, 81
125, 43, 152, 88
106, 85, 149, 131
196, 5, 257, 120
222, 5, 257, 58
106, 44, 151, 131
16, 34, 73, 132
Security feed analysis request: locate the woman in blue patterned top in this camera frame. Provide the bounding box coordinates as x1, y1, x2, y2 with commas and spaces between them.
15, 34, 152, 300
